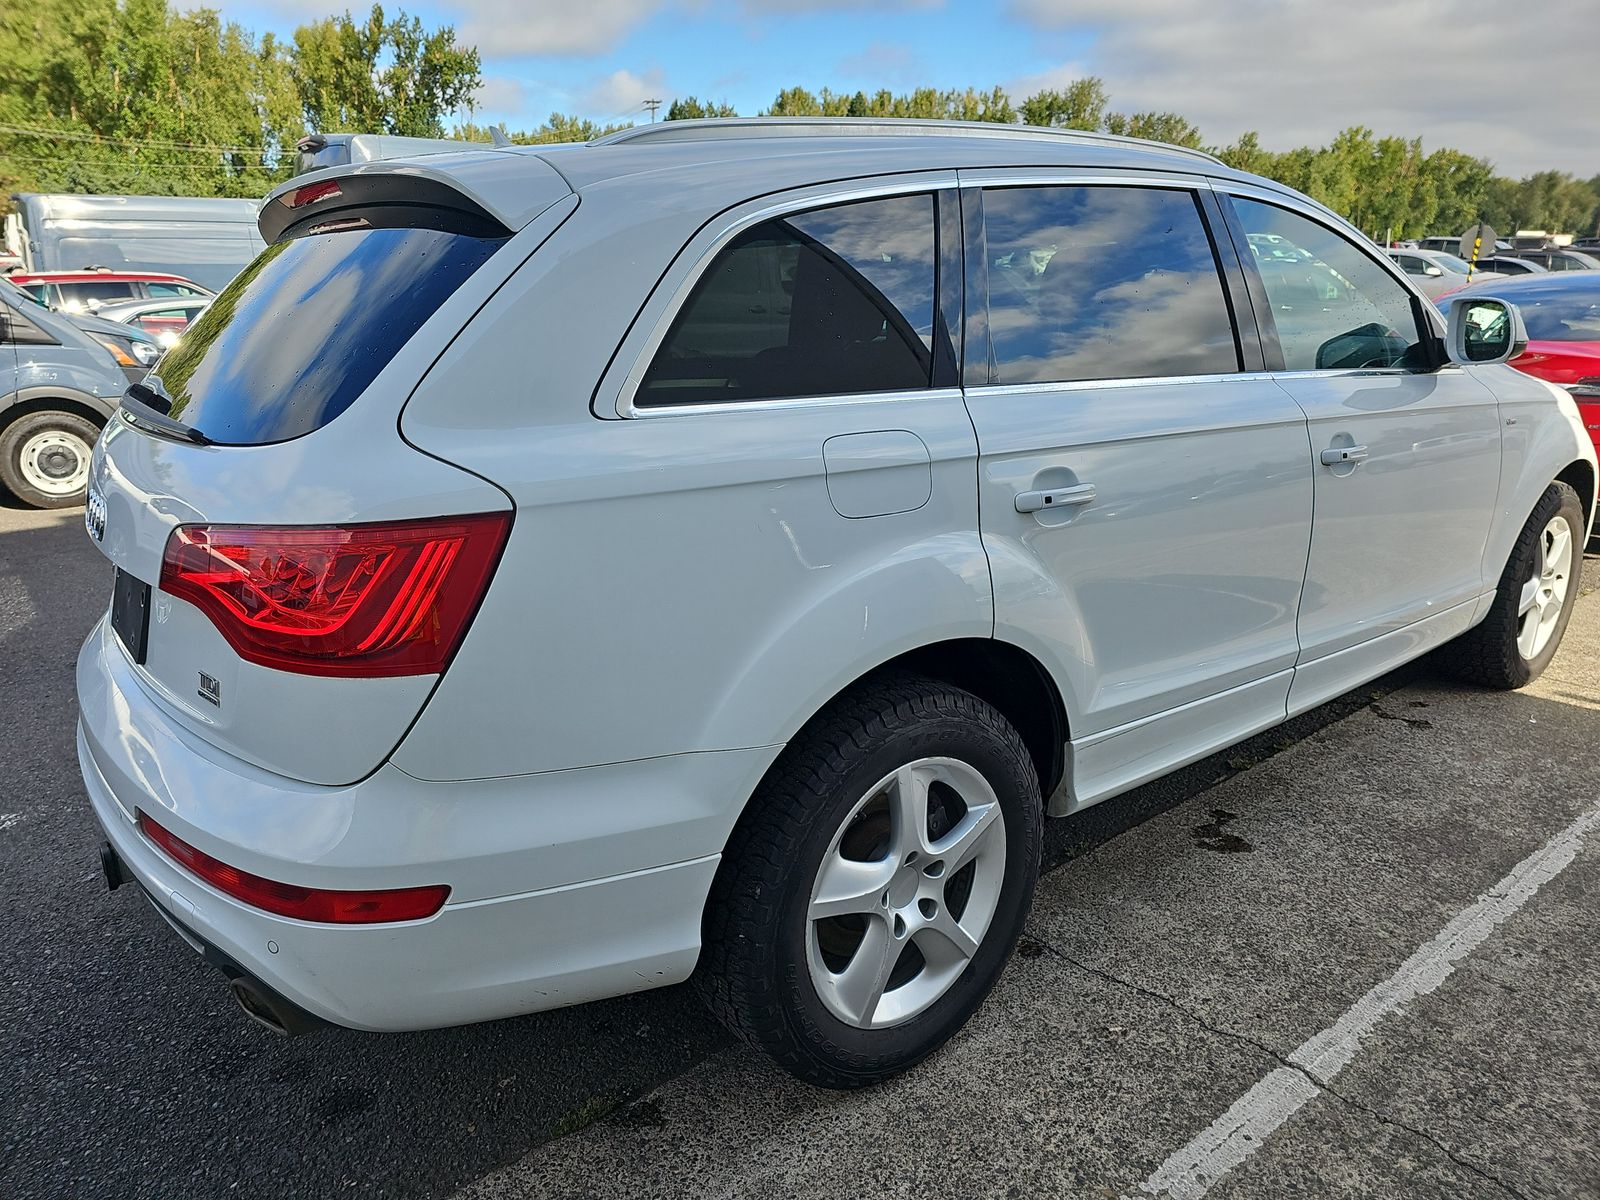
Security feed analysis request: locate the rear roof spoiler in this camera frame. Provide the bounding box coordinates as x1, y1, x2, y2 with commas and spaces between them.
260, 152, 572, 243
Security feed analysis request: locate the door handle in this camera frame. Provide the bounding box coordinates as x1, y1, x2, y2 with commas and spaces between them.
1015, 483, 1096, 513
1319, 445, 1369, 467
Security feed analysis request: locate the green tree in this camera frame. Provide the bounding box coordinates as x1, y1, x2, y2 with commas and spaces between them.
292, 4, 479, 138
1418, 149, 1493, 236
1103, 110, 1203, 149
1018, 78, 1108, 130
666, 96, 737, 120
764, 86, 824, 117
2, 0, 301, 197
1215, 131, 1274, 175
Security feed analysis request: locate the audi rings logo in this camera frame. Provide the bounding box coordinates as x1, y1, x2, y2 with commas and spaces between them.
85, 485, 107, 543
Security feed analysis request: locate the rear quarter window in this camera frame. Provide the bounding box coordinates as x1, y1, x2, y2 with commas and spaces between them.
155, 220, 508, 444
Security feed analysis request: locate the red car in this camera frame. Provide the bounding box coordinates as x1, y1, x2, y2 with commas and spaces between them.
1446, 272, 1600, 460
6, 269, 213, 315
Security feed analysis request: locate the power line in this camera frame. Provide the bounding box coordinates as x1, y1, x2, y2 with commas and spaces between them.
0, 120, 280, 156
642, 98, 661, 123
0, 152, 285, 173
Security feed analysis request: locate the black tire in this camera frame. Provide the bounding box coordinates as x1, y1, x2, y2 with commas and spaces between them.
1441, 481, 1585, 689
0, 410, 100, 509
697, 673, 1043, 1089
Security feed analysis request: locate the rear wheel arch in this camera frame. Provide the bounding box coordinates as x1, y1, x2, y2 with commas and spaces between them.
740, 637, 1069, 832
1554, 459, 1595, 534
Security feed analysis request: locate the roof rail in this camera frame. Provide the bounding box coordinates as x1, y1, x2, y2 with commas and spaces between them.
589, 117, 1224, 166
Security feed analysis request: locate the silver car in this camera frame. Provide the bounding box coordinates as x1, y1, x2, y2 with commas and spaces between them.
78, 119, 1596, 1088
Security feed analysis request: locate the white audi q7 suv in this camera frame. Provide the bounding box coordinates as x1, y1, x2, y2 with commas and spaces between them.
77, 119, 1596, 1088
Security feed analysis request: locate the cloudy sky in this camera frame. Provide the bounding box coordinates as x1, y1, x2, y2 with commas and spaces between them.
214, 0, 1597, 177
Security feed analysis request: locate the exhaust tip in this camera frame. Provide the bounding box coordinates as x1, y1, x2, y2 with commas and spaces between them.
99, 841, 132, 891
228, 977, 291, 1036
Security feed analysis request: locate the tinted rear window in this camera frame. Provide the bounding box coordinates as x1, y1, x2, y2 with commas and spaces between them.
155, 222, 507, 444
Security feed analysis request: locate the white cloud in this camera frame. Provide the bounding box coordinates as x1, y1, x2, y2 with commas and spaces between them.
577, 67, 671, 117
740, 0, 940, 9
456, 0, 668, 58
454, 0, 941, 58
1008, 0, 1600, 177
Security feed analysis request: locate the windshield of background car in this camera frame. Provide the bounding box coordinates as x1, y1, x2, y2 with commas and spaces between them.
152, 219, 508, 444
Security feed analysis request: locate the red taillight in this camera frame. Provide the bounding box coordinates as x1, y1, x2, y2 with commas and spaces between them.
137, 811, 449, 923
286, 179, 342, 208
159, 513, 510, 677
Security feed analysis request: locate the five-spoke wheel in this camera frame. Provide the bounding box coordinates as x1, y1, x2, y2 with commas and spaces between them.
807, 758, 1007, 1030
698, 675, 1042, 1089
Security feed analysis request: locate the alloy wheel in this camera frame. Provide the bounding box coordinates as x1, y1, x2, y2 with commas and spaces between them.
1516, 515, 1574, 660
805, 757, 1007, 1030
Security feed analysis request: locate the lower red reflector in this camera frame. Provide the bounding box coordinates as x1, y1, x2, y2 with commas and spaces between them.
137, 811, 449, 924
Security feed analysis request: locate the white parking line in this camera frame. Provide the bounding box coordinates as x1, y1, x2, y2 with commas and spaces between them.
1137, 798, 1600, 1200
0, 813, 20, 832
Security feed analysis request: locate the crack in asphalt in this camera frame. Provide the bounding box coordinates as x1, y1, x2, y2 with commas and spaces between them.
1022, 933, 1532, 1200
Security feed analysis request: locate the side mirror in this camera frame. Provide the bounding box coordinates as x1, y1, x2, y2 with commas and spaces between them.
1424, 264, 1443, 277
1443, 296, 1528, 366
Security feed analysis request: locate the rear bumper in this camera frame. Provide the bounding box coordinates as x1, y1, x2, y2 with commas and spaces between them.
76, 618, 779, 1031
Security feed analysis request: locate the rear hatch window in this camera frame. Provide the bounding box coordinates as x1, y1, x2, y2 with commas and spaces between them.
152, 215, 508, 444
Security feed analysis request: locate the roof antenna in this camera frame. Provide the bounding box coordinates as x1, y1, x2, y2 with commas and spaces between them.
489, 124, 513, 148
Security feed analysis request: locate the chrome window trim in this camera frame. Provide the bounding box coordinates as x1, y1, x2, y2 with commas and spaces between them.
611, 171, 959, 419
964, 365, 1467, 398
954, 169, 1210, 191
965, 371, 1273, 396
628, 386, 964, 420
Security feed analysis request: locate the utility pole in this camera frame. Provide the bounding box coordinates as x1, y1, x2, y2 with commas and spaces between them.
643, 98, 661, 123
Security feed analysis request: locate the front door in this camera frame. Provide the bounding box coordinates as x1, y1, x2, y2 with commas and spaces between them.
962, 179, 1315, 806
1223, 193, 1503, 714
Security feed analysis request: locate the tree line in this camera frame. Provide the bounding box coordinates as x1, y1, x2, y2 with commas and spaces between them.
3, 0, 1596, 240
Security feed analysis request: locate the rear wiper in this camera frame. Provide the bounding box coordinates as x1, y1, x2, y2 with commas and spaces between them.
121, 383, 211, 446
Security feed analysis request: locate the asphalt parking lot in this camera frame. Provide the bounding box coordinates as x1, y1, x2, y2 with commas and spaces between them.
3, 497, 1597, 1200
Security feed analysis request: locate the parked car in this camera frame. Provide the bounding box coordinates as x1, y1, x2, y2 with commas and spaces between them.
1385, 248, 1475, 298
0, 279, 135, 508
1417, 235, 1511, 255
79, 119, 1596, 1089
7, 269, 213, 315
1499, 248, 1600, 272
96, 296, 211, 348
1445, 273, 1600, 464
1474, 256, 1549, 277
295, 131, 485, 176
4, 277, 161, 377
4, 192, 263, 292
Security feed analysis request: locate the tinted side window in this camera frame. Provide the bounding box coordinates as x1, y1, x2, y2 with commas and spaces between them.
1234, 199, 1427, 372
978, 185, 1239, 385
638, 194, 937, 407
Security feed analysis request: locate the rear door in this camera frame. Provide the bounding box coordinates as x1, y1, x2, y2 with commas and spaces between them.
1219, 190, 1502, 713
960, 174, 1315, 805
